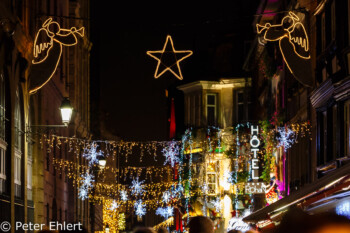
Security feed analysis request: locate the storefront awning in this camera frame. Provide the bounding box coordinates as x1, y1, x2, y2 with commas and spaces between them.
243, 162, 350, 223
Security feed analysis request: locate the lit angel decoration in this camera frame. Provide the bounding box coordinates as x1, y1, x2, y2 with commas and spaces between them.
134, 199, 146, 218
256, 12, 313, 87
110, 200, 120, 211
130, 177, 145, 196
156, 206, 174, 219
162, 141, 180, 168
210, 197, 222, 213
29, 18, 85, 94
120, 190, 128, 201
276, 126, 296, 152
82, 143, 104, 166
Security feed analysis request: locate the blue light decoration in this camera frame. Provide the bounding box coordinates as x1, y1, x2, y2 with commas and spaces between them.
78, 171, 95, 200
336, 201, 350, 219
134, 199, 146, 218
110, 200, 120, 211
210, 197, 222, 213
120, 190, 128, 201
82, 142, 104, 165
156, 206, 174, 219
162, 141, 180, 168
130, 177, 145, 196
162, 191, 171, 204
276, 126, 296, 152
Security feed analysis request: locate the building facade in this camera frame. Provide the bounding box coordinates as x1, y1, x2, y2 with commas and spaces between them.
0, 0, 92, 232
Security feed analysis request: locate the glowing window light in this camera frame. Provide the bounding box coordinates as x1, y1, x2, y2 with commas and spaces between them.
30, 18, 85, 94
146, 35, 193, 80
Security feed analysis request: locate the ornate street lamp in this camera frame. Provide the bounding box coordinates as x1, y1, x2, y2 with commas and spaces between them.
60, 97, 73, 126
98, 156, 107, 170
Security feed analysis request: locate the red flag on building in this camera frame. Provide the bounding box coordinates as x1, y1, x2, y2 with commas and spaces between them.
169, 98, 176, 139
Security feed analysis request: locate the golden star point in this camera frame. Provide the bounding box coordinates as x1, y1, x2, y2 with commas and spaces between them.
147, 35, 193, 80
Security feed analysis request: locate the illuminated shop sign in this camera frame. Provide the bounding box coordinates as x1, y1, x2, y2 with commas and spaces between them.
250, 125, 260, 180
227, 217, 251, 232
245, 182, 267, 194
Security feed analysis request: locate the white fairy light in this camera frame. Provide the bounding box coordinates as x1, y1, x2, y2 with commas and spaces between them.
78, 186, 88, 200
162, 141, 180, 168
276, 127, 296, 152
162, 191, 171, 204
134, 199, 146, 217
130, 177, 145, 196
156, 206, 174, 219
83, 142, 104, 165
110, 200, 119, 211
120, 190, 128, 201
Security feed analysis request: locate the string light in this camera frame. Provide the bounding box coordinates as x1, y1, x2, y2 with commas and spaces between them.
162, 191, 171, 204
210, 197, 222, 213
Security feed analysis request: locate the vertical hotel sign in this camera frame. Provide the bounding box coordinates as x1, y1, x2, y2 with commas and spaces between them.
250, 125, 260, 180
245, 125, 266, 194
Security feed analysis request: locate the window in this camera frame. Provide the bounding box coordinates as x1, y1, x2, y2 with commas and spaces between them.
0, 73, 5, 140
186, 96, 191, 125
345, 100, 350, 156
331, 1, 336, 40
332, 105, 337, 158
191, 95, 196, 126
14, 90, 23, 198
206, 162, 218, 196
206, 94, 217, 126
27, 156, 32, 200
237, 91, 244, 122
0, 74, 6, 194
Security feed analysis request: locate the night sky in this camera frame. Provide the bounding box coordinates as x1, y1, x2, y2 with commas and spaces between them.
90, 1, 260, 141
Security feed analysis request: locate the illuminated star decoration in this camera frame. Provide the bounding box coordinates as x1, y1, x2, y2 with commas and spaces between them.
147, 35, 193, 80
83, 142, 104, 166
162, 191, 171, 204
162, 141, 180, 168
156, 206, 174, 219
130, 177, 145, 196
134, 199, 146, 218
120, 190, 128, 201
78, 171, 95, 200
110, 200, 120, 211
210, 197, 222, 213
276, 127, 296, 152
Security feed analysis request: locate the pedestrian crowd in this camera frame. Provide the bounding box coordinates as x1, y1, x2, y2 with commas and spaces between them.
38, 208, 350, 233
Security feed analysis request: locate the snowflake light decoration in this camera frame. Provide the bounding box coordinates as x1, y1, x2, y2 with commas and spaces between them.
110, 200, 120, 211
81, 172, 94, 189
276, 127, 296, 152
130, 177, 145, 196
78, 171, 95, 200
78, 186, 88, 200
162, 191, 171, 204
134, 199, 146, 218
162, 141, 180, 168
227, 171, 236, 184
156, 206, 174, 219
83, 142, 104, 165
202, 183, 209, 194
210, 197, 222, 212
120, 190, 128, 201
